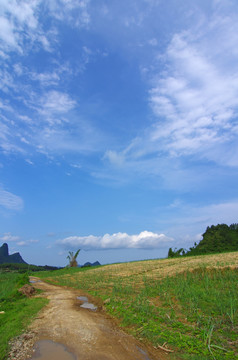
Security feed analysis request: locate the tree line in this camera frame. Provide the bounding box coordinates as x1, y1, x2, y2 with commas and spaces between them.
168, 223, 238, 258
0, 263, 60, 273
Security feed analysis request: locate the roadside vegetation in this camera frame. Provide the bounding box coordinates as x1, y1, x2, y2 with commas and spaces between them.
0, 271, 48, 360
36, 252, 238, 360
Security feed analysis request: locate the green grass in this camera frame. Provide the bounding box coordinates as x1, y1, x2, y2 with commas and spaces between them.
36, 259, 238, 360
0, 271, 48, 360
104, 268, 238, 360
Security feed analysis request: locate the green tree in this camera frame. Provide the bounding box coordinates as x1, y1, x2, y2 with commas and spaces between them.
168, 247, 186, 258
67, 249, 81, 267
186, 223, 238, 256
168, 247, 175, 258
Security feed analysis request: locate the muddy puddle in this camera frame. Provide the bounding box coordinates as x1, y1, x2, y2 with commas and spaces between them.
29, 340, 76, 360
77, 296, 97, 311
137, 346, 152, 360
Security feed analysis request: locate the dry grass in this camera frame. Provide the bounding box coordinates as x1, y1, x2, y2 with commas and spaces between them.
72, 251, 238, 282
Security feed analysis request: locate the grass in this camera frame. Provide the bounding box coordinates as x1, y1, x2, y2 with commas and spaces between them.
36, 252, 238, 360
0, 271, 48, 360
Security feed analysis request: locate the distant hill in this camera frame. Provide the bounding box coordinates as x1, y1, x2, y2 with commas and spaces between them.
80, 261, 101, 268
0, 243, 27, 264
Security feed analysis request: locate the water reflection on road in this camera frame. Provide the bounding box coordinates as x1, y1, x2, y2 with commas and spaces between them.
77, 296, 98, 311
30, 340, 76, 360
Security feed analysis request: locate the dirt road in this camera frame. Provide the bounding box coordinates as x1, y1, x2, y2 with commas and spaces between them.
14, 277, 168, 360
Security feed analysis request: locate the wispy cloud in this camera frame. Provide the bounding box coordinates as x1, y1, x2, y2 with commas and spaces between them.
0, 232, 20, 242
1, 0, 238, 188
155, 199, 238, 247
102, 4, 238, 187
16, 239, 39, 247
176, 200, 238, 229
148, 5, 238, 163
0, 0, 46, 55
0, 0, 100, 159
149, 30, 238, 163
0, 84, 104, 157
0, 186, 23, 211
48, 0, 90, 27
58, 231, 173, 250
0, 0, 91, 57
30, 72, 60, 87
38, 90, 76, 117
0, 232, 39, 246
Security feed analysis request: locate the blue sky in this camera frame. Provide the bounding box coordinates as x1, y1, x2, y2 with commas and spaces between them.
1, 0, 238, 266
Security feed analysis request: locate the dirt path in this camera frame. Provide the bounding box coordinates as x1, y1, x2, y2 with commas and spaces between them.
15, 277, 169, 360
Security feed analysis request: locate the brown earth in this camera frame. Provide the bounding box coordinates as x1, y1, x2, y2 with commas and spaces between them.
11, 277, 171, 360
18, 284, 36, 297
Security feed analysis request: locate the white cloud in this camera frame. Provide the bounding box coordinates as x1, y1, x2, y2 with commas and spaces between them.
6, 1, 38, 29
104, 150, 126, 167
0, 186, 23, 211
58, 230, 173, 250
0, 0, 41, 54
17, 239, 39, 246
16, 241, 27, 246
102, 4, 238, 186
0, 232, 20, 242
25, 159, 34, 165
0, 118, 26, 155
0, 16, 19, 50
13, 63, 23, 76
18, 115, 33, 124
30, 72, 60, 86
148, 13, 238, 164
58, 200, 238, 253
0, 0, 90, 57
47, 0, 90, 27
70, 163, 81, 169
0, 68, 14, 92
0, 233, 39, 246
39, 90, 76, 116
0, 89, 102, 158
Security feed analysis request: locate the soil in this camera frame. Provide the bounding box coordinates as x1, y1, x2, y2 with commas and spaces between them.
18, 284, 36, 297
9, 277, 170, 360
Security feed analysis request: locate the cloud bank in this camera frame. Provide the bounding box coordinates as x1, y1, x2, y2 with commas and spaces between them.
58, 231, 173, 250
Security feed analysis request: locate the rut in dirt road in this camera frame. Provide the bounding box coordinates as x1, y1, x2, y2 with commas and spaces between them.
24, 277, 168, 360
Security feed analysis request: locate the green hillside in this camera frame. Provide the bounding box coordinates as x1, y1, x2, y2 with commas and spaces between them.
168, 223, 238, 258
187, 223, 238, 256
